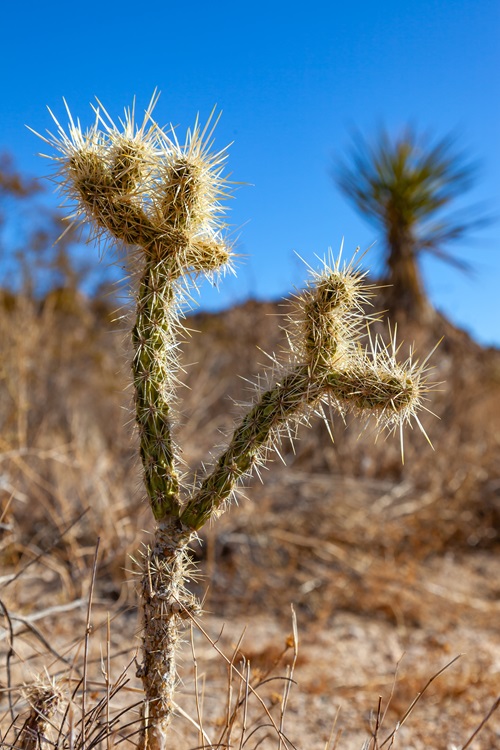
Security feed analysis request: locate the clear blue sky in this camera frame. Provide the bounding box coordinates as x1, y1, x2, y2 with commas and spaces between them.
1, 0, 498, 345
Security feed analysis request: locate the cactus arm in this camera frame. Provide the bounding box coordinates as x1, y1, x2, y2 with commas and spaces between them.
132, 265, 182, 520
181, 261, 424, 531
181, 359, 419, 531
181, 366, 314, 530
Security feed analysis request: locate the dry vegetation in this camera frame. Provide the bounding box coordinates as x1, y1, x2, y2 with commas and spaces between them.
0, 285, 499, 749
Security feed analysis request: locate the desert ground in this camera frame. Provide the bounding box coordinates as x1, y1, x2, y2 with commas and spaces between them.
1, 293, 499, 749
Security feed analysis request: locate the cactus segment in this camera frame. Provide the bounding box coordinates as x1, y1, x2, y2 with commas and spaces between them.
132, 269, 181, 520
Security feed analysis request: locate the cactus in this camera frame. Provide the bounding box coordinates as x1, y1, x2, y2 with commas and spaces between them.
20, 679, 64, 750
36, 95, 433, 750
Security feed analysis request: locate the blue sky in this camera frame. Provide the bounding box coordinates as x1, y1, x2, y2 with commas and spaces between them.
1, 0, 499, 345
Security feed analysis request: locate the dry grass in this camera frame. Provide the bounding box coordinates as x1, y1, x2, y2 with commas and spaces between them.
1, 288, 499, 749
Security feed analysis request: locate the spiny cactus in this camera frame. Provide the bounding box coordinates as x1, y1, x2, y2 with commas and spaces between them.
36, 95, 433, 750
20, 678, 64, 750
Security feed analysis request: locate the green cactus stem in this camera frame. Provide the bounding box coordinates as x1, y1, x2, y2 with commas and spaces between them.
37, 96, 434, 750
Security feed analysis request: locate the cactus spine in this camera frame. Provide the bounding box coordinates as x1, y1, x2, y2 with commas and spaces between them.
38, 96, 432, 750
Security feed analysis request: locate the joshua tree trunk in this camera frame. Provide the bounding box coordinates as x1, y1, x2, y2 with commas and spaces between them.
386, 228, 433, 322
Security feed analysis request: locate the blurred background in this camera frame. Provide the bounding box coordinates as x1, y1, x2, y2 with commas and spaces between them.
0, 0, 498, 342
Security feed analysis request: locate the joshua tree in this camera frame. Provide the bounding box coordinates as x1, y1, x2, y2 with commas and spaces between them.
36, 96, 434, 750
335, 128, 481, 321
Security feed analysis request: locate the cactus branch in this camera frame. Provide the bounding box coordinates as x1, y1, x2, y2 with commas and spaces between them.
132, 267, 181, 520
181, 260, 426, 531
181, 367, 316, 530
37, 96, 434, 750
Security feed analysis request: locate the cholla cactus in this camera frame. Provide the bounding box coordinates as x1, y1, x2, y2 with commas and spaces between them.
36, 96, 433, 750
20, 678, 64, 750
